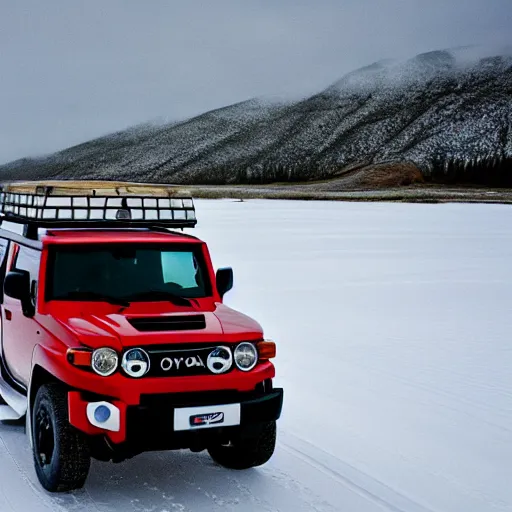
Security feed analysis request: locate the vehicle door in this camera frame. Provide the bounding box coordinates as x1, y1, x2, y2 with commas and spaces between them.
0, 237, 11, 362
2, 243, 41, 386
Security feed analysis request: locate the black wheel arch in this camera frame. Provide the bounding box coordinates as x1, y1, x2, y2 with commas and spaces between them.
29, 365, 61, 414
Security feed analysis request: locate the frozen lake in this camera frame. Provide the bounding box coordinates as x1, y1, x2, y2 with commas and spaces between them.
1, 199, 511, 511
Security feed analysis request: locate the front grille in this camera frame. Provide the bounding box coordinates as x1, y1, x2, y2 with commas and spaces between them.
128, 314, 206, 332
146, 345, 226, 377
139, 344, 236, 378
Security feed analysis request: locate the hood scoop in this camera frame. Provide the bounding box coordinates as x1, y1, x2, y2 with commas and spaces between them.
128, 315, 206, 332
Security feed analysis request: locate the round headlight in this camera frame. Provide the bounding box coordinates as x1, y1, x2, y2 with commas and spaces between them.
207, 346, 233, 374
92, 348, 118, 377
122, 348, 150, 378
234, 342, 258, 371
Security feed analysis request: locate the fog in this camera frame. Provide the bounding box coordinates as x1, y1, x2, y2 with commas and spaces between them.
1, 0, 511, 164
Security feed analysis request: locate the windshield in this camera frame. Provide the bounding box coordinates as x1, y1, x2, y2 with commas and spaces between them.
46, 243, 211, 302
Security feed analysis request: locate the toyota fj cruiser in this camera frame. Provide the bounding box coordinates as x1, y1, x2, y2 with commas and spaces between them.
0, 181, 283, 492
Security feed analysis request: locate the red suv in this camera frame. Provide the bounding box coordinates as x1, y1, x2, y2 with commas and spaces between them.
0, 181, 283, 492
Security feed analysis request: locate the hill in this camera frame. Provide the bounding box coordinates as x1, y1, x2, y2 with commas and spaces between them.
1, 49, 511, 188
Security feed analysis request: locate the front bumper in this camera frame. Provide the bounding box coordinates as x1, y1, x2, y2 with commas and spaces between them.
68, 385, 283, 455
126, 388, 283, 453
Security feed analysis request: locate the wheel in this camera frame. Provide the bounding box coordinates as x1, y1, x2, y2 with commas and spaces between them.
31, 383, 91, 492
207, 421, 276, 470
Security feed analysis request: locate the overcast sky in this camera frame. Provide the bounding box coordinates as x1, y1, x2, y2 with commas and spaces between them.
1, 0, 511, 164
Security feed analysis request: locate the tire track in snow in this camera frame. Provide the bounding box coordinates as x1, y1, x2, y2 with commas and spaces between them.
279, 432, 438, 512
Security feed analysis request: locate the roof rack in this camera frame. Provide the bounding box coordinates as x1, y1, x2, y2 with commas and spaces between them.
0, 181, 197, 239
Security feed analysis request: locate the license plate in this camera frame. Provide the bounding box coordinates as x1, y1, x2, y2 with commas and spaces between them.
174, 403, 241, 431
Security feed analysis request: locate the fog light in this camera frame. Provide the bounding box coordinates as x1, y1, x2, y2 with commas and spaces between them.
86, 401, 120, 432
93, 405, 111, 423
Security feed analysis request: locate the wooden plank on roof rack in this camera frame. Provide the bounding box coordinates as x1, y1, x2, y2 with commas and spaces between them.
0, 180, 192, 198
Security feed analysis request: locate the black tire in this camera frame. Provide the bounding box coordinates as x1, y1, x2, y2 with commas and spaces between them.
208, 421, 276, 470
31, 383, 91, 492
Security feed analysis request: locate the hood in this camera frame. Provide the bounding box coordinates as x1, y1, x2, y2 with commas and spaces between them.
50, 303, 263, 350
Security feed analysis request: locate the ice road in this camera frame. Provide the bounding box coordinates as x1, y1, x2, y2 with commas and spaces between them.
0, 199, 510, 511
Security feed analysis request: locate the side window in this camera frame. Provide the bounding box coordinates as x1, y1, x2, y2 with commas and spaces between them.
14, 246, 41, 305
0, 238, 9, 302
161, 251, 205, 293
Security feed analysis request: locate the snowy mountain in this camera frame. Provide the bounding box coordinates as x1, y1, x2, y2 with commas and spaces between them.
1, 49, 511, 186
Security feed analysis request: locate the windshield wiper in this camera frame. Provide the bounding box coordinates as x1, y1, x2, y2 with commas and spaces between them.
53, 291, 130, 307
124, 290, 192, 307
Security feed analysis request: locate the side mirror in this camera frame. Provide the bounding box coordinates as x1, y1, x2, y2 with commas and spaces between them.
216, 267, 233, 299
4, 270, 34, 316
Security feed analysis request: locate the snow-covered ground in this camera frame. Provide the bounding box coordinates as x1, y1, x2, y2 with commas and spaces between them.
1, 199, 511, 511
